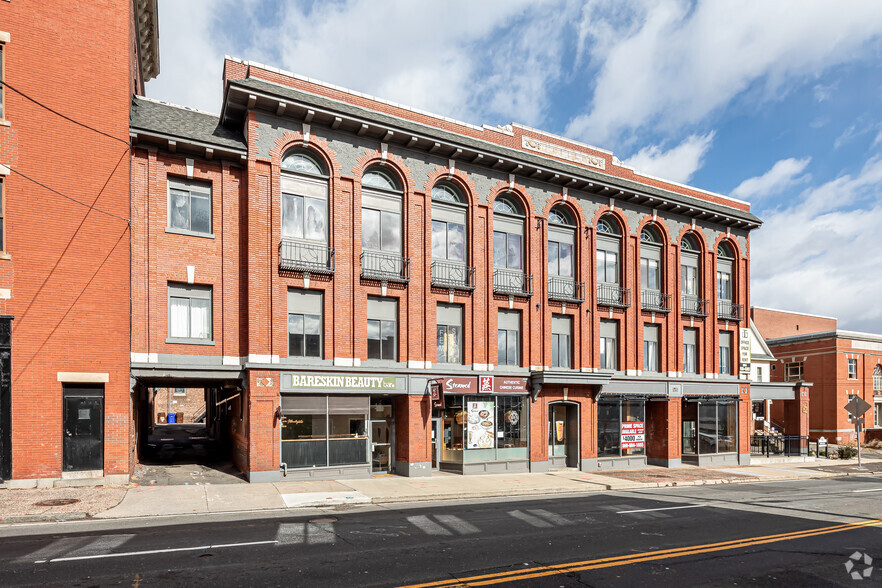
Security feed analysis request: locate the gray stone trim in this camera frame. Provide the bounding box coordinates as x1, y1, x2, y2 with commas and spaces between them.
247, 470, 282, 483
278, 465, 372, 481
395, 461, 432, 477
596, 456, 647, 470
579, 458, 598, 472
530, 460, 550, 473
647, 457, 682, 468
738, 453, 751, 466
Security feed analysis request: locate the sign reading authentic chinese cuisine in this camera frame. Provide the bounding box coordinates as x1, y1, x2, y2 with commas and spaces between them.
621, 422, 645, 450
466, 400, 495, 449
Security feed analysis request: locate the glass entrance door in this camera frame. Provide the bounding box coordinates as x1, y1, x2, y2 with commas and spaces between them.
549, 405, 568, 466
370, 399, 393, 474
432, 417, 441, 470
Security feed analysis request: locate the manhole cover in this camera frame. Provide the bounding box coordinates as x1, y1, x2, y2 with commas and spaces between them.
310, 517, 338, 524
34, 498, 80, 507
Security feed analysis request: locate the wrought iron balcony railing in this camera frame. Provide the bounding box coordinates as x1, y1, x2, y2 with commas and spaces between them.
548, 277, 585, 303
596, 283, 630, 308
641, 289, 672, 313
681, 295, 710, 317
279, 239, 335, 275
718, 299, 744, 321
360, 251, 410, 284
493, 269, 533, 297
431, 261, 476, 291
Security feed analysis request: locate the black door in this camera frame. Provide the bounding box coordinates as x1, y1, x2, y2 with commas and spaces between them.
63, 387, 104, 471
0, 316, 11, 481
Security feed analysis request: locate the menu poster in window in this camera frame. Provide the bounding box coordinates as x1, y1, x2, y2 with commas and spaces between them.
621, 422, 645, 449
466, 400, 495, 449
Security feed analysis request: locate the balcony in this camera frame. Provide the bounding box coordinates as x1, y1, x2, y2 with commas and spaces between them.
641, 289, 672, 313
548, 277, 585, 304
431, 261, 476, 291
360, 251, 410, 284
681, 295, 710, 317
718, 299, 744, 321
279, 239, 335, 275
493, 269, 533, 297
596, 283, 630, 308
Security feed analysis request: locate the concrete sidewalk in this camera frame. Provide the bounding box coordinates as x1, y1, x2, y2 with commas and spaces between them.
1, 457, 879, 524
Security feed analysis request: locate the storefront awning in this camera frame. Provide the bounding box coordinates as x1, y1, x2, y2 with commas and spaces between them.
529, 370, 614, 401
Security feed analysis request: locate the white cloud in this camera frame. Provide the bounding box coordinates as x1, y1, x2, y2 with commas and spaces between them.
730, 157, 812, 201
813, 82, 837, 102
150, 0, 578, 128
751, 155, 882, 332
622, 132, 715, 184
566, 0, 882, 146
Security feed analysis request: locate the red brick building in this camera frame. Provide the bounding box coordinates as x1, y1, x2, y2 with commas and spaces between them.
753, 308, 882, 443
0, 1, 158, 485
128, 57, 762, 482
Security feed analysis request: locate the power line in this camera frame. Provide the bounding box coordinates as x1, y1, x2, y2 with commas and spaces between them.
9, 167, 131, 224
0, 80, 131, 147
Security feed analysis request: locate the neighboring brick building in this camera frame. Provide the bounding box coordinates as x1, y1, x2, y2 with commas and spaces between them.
0, 1, 158, 485
128, 57, 762, 482
153, 388, 206, 424
753, 307, 882, 443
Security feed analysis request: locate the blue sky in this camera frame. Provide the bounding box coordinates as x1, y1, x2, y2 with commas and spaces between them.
146, 0, 882, 333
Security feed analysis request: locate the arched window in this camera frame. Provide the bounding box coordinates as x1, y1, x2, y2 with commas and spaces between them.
596, 214, 624, 306
432, 182, 468, 268
717, 240, 736, 308
493, 194, 525, 271
281, 149, 329, 244
548, 205, 576, 299
680, 233, 702, 314
640, 224, 664, 310
362, 166, 403, 256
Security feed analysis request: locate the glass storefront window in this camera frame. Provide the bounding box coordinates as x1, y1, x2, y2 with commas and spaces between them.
597, 398, 646, 458
281, 395, 369, 469
439, 395, 528, 463
687, 400, 737, 455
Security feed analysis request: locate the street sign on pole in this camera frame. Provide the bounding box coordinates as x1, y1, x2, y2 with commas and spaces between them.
844, 396, 872, 468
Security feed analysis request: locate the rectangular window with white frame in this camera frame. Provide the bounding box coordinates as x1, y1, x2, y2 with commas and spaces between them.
436, 303, 463, 364
784, 361, 803, 382
719, 331, 733, 375
683, 328, 698, 374
288, 289, 323, 358
367, 297, 397, 361
167, 283, 212, 342
168, 179, 212, 236
848, 358, 858, 380
600, 320, 618, 371
551, 315, 572, 368
644, 324, 660, 373
497, 310, 520, 366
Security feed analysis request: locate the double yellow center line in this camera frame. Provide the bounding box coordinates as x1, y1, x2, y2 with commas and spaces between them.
400, 518, 882, 587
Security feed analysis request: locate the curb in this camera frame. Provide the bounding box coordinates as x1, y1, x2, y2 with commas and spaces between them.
0, 512, 89, 524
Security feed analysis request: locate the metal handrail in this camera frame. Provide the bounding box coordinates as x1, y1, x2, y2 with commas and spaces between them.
641, 289, 671, 312
718, 299, 744, 321
750, 434, 809, 457
548, 277, 585, 303
279, 239, 335, 274
596, 283, 630, 308
681, 295, 710, 317
493, 269, 533, 297
360, 251, 410, 283
431, 261, 476, 291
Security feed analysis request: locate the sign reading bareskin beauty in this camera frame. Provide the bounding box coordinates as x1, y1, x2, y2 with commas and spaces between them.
288, 374, 397, 390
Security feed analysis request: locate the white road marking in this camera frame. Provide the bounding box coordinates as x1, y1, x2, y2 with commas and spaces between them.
617, 504, 709, 514
407, 515, 452, 536
435, 514, 480, 535
509, 510, 553, 528
852, 488, 882, 493
37, 540, 277, 563
281, 491, 370, 508
275, 522, 336, 545
22, 534, 134, 564
527, 509, 573, 526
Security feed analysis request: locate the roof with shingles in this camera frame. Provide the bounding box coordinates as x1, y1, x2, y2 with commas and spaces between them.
130, 97, 246, 151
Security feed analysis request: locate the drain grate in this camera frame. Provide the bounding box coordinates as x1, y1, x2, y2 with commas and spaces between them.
34, 498, 80, 507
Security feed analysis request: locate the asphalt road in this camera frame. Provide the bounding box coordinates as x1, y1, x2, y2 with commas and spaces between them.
0, 476, 880, 587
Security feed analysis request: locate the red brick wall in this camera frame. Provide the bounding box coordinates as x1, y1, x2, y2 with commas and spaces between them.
153, 388, 206, 423
0, 1, 134, 478
752, 308, 837, 339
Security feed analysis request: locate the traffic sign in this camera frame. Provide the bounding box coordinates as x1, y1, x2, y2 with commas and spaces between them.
844, 396, 872, 418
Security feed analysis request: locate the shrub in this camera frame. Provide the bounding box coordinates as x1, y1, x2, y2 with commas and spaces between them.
838, 445, 858, 459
